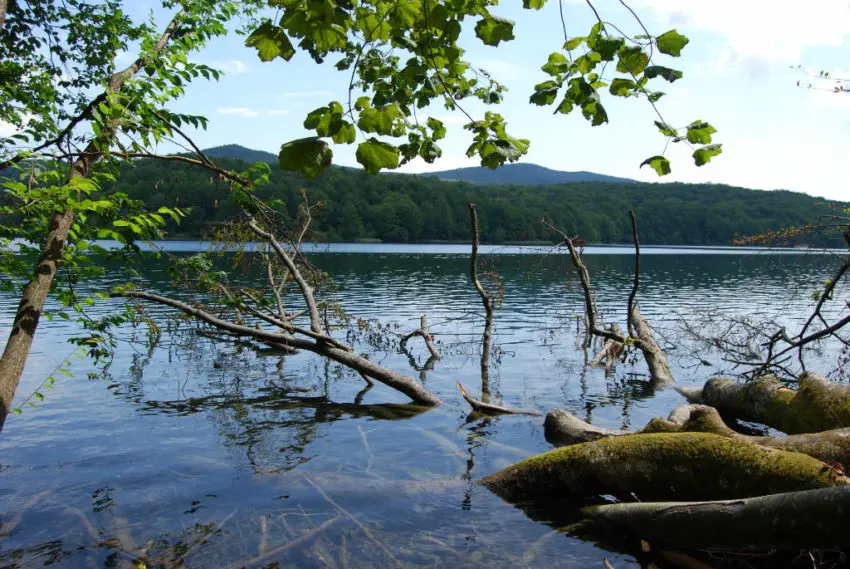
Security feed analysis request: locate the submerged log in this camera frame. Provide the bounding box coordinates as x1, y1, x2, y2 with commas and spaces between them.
583, 486, 850, 550
544, 409, 629, 446
548, 404, 850, 467
481, 432, 847, 504
678, 372, 850, 434
457, 383, 541, 416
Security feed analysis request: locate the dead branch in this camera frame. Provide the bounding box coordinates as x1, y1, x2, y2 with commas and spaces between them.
456, 382, 541, 416
469, 203, 495, 398
117, 290, 442, 406
542, 217, 673, 384
626, 210, 640, 337
399, 314, 440, 360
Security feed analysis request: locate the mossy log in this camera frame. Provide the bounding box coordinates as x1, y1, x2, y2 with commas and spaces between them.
582, 486, 850, 550
547, 404, 850, 467
678, 372, 850, 434
481, 432, 847, 504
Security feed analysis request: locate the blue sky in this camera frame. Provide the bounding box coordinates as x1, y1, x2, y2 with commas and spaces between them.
129, 1, 850, 201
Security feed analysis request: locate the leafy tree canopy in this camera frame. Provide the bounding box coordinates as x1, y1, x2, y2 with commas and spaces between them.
241, 0, 721, 178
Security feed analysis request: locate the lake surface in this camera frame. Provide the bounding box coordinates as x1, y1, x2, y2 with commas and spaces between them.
0, 244, 847, 568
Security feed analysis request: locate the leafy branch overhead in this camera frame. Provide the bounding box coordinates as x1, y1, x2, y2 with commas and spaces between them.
244, 0, 720, 178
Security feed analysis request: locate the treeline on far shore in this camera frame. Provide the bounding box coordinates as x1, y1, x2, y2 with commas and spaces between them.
105, 156, 846, 247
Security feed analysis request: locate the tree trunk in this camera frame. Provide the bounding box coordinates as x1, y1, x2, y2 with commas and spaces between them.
678, 372, 850, 434
0, 13, 186, 430
582, 486, 850, 550
481, 432, 847, 505
0, 0, 8, 29
631, 305, 673, 385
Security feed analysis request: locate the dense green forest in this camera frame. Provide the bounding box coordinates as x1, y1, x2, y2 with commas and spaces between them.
107, 153, 846, 246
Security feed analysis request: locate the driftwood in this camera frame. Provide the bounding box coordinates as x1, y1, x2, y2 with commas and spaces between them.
547, 404, 850, 467
589, 323, 624, 368
481, 432, 847, 504
399, 314, 440, 361
456, 383, 541, 416
678, 372, 850, 434
583, 486, 850, 550
544, 408, 629, 446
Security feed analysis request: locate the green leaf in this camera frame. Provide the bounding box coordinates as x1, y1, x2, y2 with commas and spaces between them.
427, 117, 447, 140
609, 78, 635, 97
475, 16, 515, 47
693, 144, 723, 167
529, 80, 560, 106
245, 22, 295, 62
278, 137, 333, 178
358, 104, 405, 136
356, 138, 400, 174
644, 65, 683, 82
616, 47, 649, 75
656, 29, 689, 57
541, 52, 569, 76
592, 37, 625, 61
654, 121, 678, 137
686, 121, 717, 144
564, 37, 585, 51
641, 155, 671, 176
523, 0, 547, 9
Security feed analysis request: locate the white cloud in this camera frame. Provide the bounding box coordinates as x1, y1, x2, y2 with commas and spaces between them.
635, 0, 850, 64
216, 107, 291, 118
217, 107, 261, 118
280, 91, 334, 98
208, 59, 250, 74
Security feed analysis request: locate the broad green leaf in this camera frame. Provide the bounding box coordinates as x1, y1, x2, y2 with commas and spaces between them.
564, 37, 585, 50
656, 29, 689, 57
654, 121, 677, 137
592, 37, 625, 61
245, 22, 295, 62
541, 52, 569, 76
278, 137, 333, 178
576, 52, 602, 74
641, 155, 671, 176
693, 144, 723, 166
616, 47, 649, 75
686, 121, 717, 144
356, 138, 400, 174
427, 117, 447, 140
644, 65, 683, 82
581, 100, 608, 126
475, 16, 515, 47
529, 80, 560, 106
609, 78, 635, 97
358, 103, 405, 136
523, 0, 547, 9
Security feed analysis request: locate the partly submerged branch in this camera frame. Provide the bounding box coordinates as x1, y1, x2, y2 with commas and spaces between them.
457, 383, 541, 416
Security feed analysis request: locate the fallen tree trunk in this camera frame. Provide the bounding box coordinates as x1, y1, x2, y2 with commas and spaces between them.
678, 372, 850, 434
119, 290, 442, 407
481, 432, 847, 504
547, 404, 850, 467
582, 486, 850, 550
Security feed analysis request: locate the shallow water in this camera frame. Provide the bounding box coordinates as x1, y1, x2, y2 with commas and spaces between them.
0, 244, 847, 568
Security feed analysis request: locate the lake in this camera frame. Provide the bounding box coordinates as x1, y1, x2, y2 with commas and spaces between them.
0, 244, 846, 568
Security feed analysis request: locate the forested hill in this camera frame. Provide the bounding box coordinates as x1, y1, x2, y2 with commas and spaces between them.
419, 163, 635, 185
108, 154, 845, 246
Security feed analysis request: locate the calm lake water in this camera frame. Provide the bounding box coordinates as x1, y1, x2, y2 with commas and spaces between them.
0, 244, 847, 568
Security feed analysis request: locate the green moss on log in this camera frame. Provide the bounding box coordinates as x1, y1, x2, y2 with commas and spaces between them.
701, 373, 850, 434
481, 432, 847, 504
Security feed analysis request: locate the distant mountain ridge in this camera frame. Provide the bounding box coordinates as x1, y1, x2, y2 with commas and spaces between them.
202, 144, 635, 186
419, 163, 636, 185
